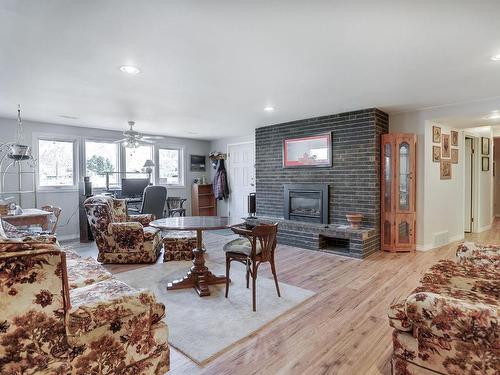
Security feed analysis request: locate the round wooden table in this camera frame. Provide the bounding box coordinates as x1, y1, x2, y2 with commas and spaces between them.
150, 216, 243, 297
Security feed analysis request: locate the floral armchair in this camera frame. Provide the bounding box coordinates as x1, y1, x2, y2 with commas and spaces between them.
84, 195, 162, 263
388, 243, 499, 375
0, 233, 169, 374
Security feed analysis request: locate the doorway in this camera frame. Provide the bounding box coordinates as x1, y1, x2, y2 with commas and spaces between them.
227, 142, 255, 218
464, 137, 474, 233
494, 138, 500, 218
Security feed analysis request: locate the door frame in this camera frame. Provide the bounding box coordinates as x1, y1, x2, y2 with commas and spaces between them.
463, 134, 479, 233
226, 141, 255, 217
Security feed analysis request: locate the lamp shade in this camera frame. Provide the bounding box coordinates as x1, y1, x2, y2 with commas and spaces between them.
143, 159, 155, 168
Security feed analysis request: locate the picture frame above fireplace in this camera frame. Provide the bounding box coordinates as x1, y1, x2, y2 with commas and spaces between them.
282, 132, 332, 168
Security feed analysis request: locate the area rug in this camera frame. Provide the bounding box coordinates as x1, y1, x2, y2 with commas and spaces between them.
115, 255, 315, 364
208, 228, 235, 236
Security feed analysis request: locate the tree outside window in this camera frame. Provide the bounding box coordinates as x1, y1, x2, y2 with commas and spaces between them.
85, 141, 119, 188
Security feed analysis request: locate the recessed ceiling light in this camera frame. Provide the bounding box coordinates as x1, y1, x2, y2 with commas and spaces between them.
264, 105, 275, 112
59, 115, 79, 120
490, 54, 500, 61
120, 65, 141, 74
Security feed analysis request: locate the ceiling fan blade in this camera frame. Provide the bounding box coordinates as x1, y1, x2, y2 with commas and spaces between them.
142, 135, 166, 140
140, 139, 156, 144
113, 138, 128, 143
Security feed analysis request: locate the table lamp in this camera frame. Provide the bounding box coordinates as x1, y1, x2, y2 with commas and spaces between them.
143, 159, 155, 174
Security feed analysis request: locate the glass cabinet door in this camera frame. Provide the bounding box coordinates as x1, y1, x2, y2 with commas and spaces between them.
383, 142, 392, 213
399, 142, 410, 211
395, 135, 415, 213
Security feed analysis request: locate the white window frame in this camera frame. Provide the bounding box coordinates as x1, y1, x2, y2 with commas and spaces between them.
157, 145, 185, 187
83, 138, 121, 191
34, 135, 79, 191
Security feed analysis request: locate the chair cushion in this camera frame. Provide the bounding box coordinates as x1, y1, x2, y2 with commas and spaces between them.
68, 279, 166, 339
163, 230, 196, 240
223, 237, 261, 256
63, 247, 113, 289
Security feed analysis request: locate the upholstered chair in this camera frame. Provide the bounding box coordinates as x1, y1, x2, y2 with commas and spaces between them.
84, 195, 161, 263
0, 234, 169, 374
388, 244, 499, 375
224, 223, 280, 311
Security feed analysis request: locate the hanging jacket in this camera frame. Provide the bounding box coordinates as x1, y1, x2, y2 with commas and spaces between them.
213, 159, 229, 200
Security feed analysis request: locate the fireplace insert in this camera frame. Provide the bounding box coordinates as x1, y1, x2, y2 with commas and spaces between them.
284, 184, 328, 224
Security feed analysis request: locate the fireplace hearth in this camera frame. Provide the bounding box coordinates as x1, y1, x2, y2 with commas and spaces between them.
284, 184, 328, 224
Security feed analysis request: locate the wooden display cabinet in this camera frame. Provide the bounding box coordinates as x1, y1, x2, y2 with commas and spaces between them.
381, 133, 417, 252
192, 183, 217, 216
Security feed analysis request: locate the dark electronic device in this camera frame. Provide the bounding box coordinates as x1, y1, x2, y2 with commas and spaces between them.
121, 178, 150, 198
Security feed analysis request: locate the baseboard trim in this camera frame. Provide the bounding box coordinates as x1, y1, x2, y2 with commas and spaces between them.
417, 233, 465, 252
478, 224, 492, 233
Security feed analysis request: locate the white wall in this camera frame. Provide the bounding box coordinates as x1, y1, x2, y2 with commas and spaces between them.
209, 133, 255, 216
423, 121, 465, 248
391, 98, 497, 250
0, 117, 210, 239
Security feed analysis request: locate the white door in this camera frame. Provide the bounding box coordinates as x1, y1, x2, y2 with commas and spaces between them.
464, 137, 473, 232
227, 142, 255, 218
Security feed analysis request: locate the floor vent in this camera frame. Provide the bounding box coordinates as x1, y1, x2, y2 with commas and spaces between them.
433, 231, 449, 247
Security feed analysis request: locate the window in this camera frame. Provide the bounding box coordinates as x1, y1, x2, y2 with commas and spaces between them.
159, 147, 183, 185
85, 141, 119, 188
38, 139, 75, 186
125, 145, 153, 180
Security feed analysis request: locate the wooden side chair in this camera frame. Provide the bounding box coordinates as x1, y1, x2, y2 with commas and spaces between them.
166, 197, 187, 217
41, 205, 62, 234
224, 223, 280, 311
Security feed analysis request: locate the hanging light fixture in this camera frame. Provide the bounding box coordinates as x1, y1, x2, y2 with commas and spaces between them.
7, 105, 33, 160
0, 105, 37, 198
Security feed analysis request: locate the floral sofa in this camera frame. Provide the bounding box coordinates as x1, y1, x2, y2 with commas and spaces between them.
388, 242, 499, 375
0, 230, 169, 374
84, 195, 162, 263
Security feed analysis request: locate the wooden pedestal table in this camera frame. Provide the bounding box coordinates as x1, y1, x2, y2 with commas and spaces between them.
150, 216, 243, 297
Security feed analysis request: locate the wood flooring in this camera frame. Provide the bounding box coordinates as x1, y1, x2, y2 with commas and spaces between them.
65, 220, 500, 375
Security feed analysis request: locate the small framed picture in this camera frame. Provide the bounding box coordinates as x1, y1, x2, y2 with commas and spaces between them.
440, 160, 452, 180
451, 149, 458, 164
432, 146, 441, 162
442, 134, 450, 158
451, 130, 458, 146
482, 157, 490, 171
190, 155, 206, 171
432, 126, 441, 143
481, 137, 490, 155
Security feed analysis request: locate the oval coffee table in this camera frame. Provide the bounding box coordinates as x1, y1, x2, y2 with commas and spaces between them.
150, 216, 243, 297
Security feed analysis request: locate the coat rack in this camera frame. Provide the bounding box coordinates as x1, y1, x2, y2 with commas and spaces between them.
208, 151, 227, 161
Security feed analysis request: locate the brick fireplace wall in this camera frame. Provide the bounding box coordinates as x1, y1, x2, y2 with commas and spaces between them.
255, 108, 389, 257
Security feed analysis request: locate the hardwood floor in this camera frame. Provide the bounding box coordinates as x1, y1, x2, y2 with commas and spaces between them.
65, 221, 500, 375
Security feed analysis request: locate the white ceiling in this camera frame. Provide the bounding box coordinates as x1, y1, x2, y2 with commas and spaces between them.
1, 0, 500, 140
435, 113, 500, 129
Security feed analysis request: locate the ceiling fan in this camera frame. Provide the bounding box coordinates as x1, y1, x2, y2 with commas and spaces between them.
114, 121, 165, 148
